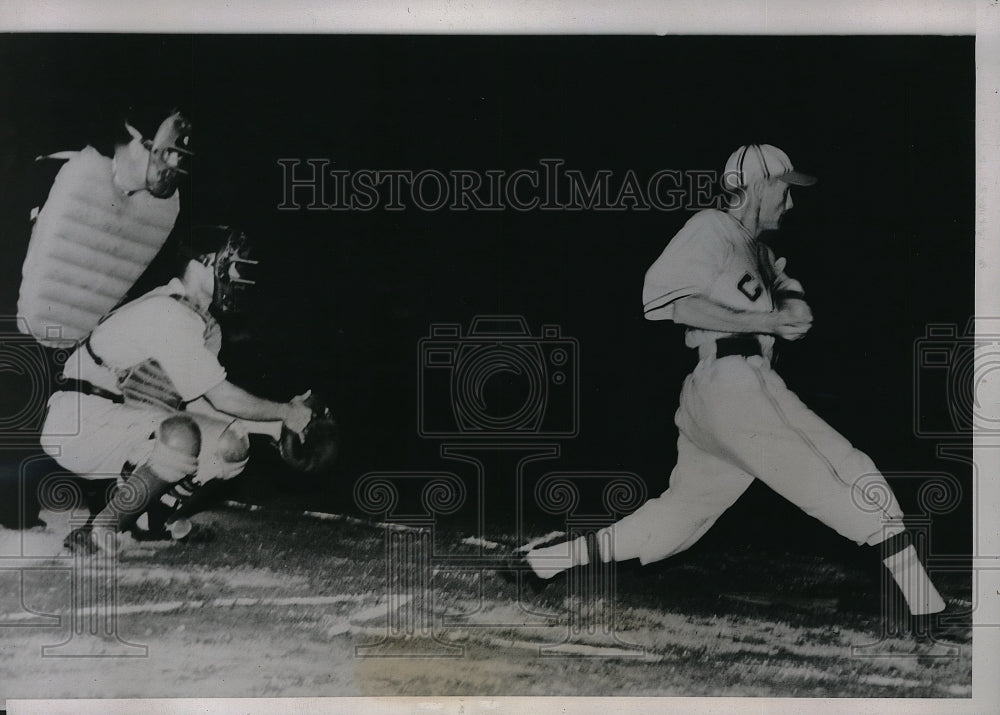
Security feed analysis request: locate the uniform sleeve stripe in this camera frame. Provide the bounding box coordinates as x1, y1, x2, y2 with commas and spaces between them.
643, 290, 693, 314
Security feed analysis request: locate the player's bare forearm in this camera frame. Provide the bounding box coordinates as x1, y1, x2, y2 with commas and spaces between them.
203, 380, 296, 423
673, 295, 812, 341
672, 295, 775, 334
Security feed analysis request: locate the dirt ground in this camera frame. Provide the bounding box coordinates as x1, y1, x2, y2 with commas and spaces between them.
0, 506, 972, 701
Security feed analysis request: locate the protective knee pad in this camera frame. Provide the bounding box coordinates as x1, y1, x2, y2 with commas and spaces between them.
213, 421, 249, 480
148, 415, 201, 483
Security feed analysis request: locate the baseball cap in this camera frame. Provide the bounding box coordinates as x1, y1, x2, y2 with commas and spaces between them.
722, 143, 817, 190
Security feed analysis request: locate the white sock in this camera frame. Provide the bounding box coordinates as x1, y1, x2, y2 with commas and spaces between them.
595, 527, 614, 563
526, 536, 590, 579
883, 544, 946, 615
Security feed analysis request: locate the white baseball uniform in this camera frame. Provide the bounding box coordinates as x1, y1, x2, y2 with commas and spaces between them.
41, 278, 243, 482
605, 208, 905, 565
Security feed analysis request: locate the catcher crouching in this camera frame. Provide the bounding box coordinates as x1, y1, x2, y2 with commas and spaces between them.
41, 228, 337, 552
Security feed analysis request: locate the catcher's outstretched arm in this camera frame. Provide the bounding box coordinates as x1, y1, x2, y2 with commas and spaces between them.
186, 398, 283, 440
187, 392, 340, 475
203, 380, 312, 438
235, 418, 283, 440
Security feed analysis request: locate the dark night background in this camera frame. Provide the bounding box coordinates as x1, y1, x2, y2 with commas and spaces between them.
0, 36, 974, 560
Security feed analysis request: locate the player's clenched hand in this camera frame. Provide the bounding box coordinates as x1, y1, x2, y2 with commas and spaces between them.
283, 390, 315, 440
771, 302, 812, 341
780, 297, 813, 323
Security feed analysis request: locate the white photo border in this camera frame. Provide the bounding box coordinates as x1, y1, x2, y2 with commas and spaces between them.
1, 2, 995, 714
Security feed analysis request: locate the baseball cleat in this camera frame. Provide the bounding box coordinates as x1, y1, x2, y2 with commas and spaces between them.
496, 547, 553, 594
62, 526, 98, 555
130, 525, 172, 542
175, 520, 216, 544
496, 532, 602, 595
131, 518, 216, 544
63, 525, 119, 555
166, 516, 216, 543
910, 601, 973, 645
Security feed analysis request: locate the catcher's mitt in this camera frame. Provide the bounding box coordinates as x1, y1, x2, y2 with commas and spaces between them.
277, 394, 339, 474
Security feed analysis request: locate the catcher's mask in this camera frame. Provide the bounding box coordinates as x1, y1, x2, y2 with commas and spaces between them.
129, 111, 193, 198
195, 227, 259, 315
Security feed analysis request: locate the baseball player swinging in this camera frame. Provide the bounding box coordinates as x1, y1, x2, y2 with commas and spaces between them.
504, 144, 947, 625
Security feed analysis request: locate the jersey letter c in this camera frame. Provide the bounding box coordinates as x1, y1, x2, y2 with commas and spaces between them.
737, 273, 763, 302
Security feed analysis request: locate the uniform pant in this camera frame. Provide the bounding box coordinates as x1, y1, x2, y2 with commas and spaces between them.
608, 354, 904, 565
41, 391, 246, 483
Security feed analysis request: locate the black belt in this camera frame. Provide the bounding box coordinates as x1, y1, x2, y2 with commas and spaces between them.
57, 376, 125, 404
715, 336, 762, 359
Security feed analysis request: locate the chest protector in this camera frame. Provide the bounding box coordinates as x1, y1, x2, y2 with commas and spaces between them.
17, 146, 180, 348
89, 293, 222, 412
